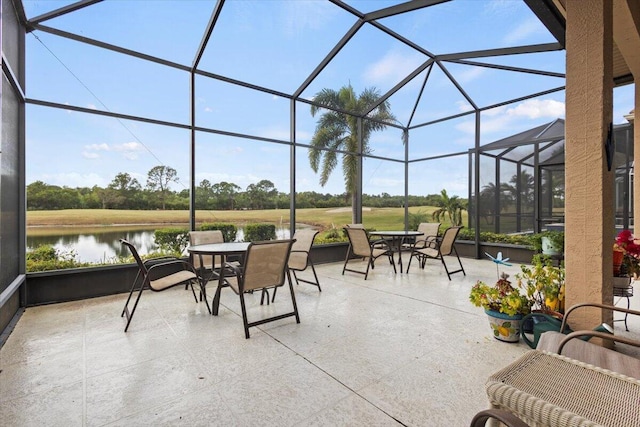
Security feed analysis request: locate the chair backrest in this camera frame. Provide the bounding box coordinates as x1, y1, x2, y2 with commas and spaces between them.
346, 223, 364, 229
344, 227, 372, 258
418, 222, 440, 239
438, 226, 463, 255
288, 229, 318, 270
241, 239, 295, 292
120, 239, 147, 275
189, 230, 224, 245
189, 230, 224, 268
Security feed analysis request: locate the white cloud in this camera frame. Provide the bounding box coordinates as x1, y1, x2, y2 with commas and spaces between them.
455, 98, 565, 135
454, 66, 485, 84
503, 17, 547, 44
84, 143, 109, 151
368, 176, 403, 190
456, 101, 474, 113
82, 151, 100, 159
260, 126, 290, 141
204, 107, 213, 113
363, 51, 425, 86
81, 141, 146, 161
41, 172, 108, 188
282, 1, 336, 36
506, 99, 565, 119
112, 141, 145, 152
87, 103, 98, 110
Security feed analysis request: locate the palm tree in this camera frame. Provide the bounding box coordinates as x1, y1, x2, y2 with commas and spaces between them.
309, 84, 396, 223
432, 189, 467, 226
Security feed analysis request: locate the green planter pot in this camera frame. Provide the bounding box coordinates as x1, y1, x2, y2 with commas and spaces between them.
484, 309, 523, 343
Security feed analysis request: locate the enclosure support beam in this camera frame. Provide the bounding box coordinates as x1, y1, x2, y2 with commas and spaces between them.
564, 0, 614, 331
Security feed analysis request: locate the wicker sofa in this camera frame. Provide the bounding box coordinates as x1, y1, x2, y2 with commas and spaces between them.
474, 303, 640, 427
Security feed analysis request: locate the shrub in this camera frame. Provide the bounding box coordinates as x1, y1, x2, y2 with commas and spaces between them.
458, 229, 532, 246
154, 228, 189, 254
200, 222, 238, 242
315, 224, 346, 244
244, 223, 276, 241
26, 245, 90, 272
408, 210, 430, 230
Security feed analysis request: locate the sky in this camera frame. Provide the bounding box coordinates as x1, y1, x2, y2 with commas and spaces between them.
22, 0, 636, 198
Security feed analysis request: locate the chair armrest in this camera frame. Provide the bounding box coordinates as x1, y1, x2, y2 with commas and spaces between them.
147, 259, 199, 281
148, 259, 196, 272
560, 302, 640, 333
223, 261, 243, 279
290, 249, 310, 255
370, 239, 392, 251
470, 409, 529, 427
558, 330, 640, 355
143, 256, 177, 266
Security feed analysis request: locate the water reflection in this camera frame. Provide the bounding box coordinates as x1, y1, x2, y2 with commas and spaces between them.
27, 227, 290, 264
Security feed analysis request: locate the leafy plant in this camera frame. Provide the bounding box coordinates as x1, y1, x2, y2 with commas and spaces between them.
614, 229, 640, 278
26, 245, 91, 272
469, 273, 532, 316
408, 210, 430, 230
457, 229, 532, 246
243, 223, 276, 241
154, 228, 189, 254
529, 230, 564, 253
515, 254, 565, 313
432, 189, 466, 226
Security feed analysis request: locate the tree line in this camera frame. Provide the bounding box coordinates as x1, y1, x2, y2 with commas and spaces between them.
27, 166, 455, 211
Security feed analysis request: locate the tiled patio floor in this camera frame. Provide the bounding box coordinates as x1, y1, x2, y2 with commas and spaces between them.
1, 256, 638, 426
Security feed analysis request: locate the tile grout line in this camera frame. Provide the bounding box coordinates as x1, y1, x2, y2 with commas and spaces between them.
263, 329, 409, 426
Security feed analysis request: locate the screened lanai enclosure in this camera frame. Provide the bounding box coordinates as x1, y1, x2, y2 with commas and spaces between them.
3, 0, 638, 335
470, 119, 635, 235
15, 0, 570, 234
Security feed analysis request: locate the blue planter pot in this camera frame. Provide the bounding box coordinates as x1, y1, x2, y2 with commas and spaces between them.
484, 309, 523, 343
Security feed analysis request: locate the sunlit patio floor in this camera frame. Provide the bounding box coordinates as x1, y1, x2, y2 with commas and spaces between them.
1, 255, 639, 426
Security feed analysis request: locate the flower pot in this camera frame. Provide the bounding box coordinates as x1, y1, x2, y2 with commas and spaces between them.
484, 309, 523, 343
613, 276, 632, 288
541, 236, 561, 256
613, 250, 624, 276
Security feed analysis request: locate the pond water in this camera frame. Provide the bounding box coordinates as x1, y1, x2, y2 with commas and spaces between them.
27, 227, 291, 264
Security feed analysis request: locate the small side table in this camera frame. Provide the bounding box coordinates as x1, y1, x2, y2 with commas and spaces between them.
613, 281, 634, 331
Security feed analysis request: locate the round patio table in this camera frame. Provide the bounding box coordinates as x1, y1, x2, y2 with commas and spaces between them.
368, 231, 422, 274
188, 242, 250, 315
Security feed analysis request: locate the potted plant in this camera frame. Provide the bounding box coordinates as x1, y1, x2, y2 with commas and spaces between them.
613, 229, 640, 281
515, 254, 565, 314
469, 273, 532, 342
530, 231, 564, 256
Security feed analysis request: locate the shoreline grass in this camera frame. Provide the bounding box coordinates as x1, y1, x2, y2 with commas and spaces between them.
26, 206, 454, 231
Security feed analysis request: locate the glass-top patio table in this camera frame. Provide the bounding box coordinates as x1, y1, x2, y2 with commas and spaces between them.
188, 242, 250, 315
368, 231, 422, 274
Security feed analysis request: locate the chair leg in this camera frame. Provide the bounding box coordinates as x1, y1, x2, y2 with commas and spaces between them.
260, 289, 270, 305
121, 270, 142, 317
342, 246, 352, 276
198, 278, 211, 314
364, 257, 372, 280
239, 292, 251, 339
388, 252, 397, 274
287, 264, 321, 297
306, 263, 322, 291
287, 269, 301, 324
123, 281, 146, 332
441, 248, 466, 280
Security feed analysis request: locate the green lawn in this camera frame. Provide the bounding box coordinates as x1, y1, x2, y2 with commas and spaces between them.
27, 206, 464, 232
